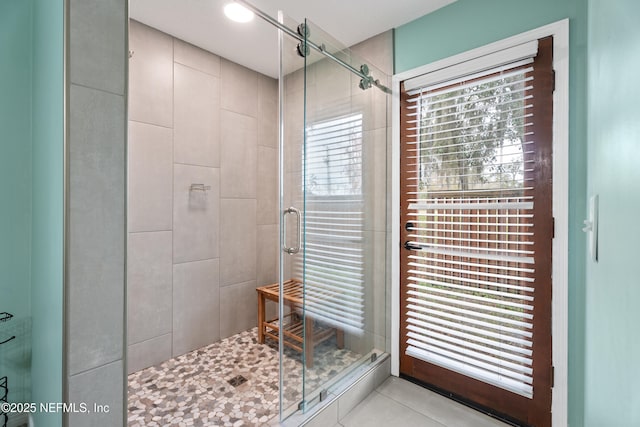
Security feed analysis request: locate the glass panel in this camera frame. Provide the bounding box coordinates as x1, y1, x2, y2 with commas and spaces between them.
279, 13, 390, 419
279, 11, 307, 420
300, 18, 390, 412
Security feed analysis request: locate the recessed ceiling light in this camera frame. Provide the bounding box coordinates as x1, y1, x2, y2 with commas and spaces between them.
224, 3, 254, 23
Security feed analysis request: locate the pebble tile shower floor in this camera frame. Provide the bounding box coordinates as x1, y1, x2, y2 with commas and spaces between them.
127, 327, 361, 426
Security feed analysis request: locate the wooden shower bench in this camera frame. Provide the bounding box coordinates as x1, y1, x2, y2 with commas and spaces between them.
257, 279, 344, 368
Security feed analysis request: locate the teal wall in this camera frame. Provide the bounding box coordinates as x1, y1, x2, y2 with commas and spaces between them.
0, 0, 34, 412
30, 0, 64, 424
0, 0, 33, 320
1, 0, 64, 423
586, 0, 640, 425
394, 1, 588, 425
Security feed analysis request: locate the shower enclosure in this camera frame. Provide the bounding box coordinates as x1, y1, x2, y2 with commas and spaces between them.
125, 1, 391, 423
245, 4, 392, 420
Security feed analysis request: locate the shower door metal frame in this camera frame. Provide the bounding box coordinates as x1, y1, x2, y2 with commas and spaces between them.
238, 0, 389, 94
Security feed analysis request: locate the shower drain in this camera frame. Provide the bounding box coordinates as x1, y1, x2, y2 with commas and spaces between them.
227, 374, 248, 387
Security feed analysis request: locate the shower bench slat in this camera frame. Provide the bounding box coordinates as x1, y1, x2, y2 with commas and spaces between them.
256, 279, 344, 368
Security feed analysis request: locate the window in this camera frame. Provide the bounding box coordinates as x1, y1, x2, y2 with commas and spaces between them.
305, 113, 363, 197
296, 113, 365, 334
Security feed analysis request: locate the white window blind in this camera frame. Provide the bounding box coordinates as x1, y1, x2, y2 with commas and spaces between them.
403, 54, 539, 398
403, 40, 538, 92
295, 113, 365, 334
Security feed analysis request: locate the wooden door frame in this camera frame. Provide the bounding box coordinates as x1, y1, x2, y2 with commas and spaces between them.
391, 19, 569, 426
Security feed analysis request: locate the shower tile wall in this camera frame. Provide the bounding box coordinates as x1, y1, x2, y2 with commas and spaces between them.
67, 0, 127, 424
127, 20, 278, 373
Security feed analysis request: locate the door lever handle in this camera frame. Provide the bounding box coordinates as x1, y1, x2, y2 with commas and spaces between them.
404, 241, 422, 251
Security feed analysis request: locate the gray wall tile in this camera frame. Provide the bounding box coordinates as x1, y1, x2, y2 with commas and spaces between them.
127, 333, 172, 374
221, 59, 258, 117
220, 199, 257, 286
173, 259, 220, 356
68, 84, 124, 375
284, 67, 305, 95
220, 110, 257, 198
129, 20, 173, 127
68, 361, 124, 427
385, 230, 392, 353
372, 232, 387, 339
337, 360, 387, 419
128, 121, 173, 232
174, 63, 220, 167
257, 224, 278, 287
127, 231, 173, 344
303, 400, 339, 427
373, 357, 391, 388
219, 280, 258, 339
69, 0, 125, 94
258, 74, 278, 148
126, 24, 283, 375
173, 164, 220, 263
349, 31, 393, 76
307, 57, 352, 108
284, 90, 303, 174
351, 90, 387, 132
257, 146, 278, 225
363, 128, 387, 233
174, 38, 221, 76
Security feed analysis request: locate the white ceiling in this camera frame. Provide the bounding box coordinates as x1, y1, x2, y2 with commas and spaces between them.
130, 0, 456, 78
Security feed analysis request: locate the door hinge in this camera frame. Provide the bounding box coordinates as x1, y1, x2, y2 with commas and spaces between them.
552, 217, 555, 239
550, 365, 555, 388
552, 69, 556, 92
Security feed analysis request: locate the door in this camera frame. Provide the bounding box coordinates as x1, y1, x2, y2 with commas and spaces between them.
278, 11, 308, 420
399, 37, 554, 426
279, 14, 391, 420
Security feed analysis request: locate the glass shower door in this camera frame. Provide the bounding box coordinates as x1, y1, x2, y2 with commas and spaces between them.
278, 11, 308, 419
300, 19, 371, 408
278, 13, 390, 421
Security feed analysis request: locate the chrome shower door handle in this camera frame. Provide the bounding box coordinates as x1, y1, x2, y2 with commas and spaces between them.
283, 207, 301, 255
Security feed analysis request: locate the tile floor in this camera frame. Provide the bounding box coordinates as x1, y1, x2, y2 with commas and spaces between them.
338, 376, 510, 427
128, 326, 510, 427
127, 327, 360, 426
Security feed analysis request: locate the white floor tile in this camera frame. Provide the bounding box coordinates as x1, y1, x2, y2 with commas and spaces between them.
374, 377, 509, 427
341, 391, 446, 427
